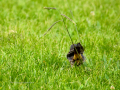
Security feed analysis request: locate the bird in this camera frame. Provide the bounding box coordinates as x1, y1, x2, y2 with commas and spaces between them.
67, 42, 85, 67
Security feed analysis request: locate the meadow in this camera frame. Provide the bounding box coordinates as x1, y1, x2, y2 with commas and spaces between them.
0, 0, 120, 89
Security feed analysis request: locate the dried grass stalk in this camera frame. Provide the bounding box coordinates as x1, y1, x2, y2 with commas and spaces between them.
44, 7, 56, 10
61, 14, 76, 24
43, 20, 62, 36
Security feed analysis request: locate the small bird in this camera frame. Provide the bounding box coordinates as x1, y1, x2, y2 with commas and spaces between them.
67, 42, 85, 67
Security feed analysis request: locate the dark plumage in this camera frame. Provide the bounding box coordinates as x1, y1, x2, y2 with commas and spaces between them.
67, 42, 85, 67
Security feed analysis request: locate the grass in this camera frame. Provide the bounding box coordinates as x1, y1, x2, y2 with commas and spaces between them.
0, 0, 120, 89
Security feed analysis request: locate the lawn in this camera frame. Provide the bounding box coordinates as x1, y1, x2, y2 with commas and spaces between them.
0, 0, 120, 89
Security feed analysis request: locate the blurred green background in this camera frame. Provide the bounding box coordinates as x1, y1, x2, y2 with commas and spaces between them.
0, 0, 120, 89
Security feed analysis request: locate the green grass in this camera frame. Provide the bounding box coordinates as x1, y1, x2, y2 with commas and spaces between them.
0, 0, 120, 89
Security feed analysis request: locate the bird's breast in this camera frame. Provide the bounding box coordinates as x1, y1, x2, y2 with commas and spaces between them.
73, 54, 82, 61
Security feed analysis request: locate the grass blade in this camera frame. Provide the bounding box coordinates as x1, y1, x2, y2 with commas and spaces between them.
42, 20, 62, 37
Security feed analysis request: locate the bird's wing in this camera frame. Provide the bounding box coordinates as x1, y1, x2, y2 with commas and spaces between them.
67, 49, 74, 61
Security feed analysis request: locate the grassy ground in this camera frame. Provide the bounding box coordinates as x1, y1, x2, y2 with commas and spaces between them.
0, 0, 120, 89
